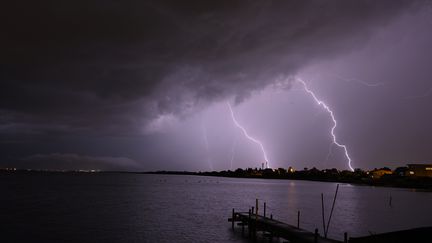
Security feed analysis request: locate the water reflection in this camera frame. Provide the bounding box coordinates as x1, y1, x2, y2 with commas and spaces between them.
1, 173, 431, 242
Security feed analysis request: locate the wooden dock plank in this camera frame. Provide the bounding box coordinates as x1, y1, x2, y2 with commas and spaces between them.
231, 208, 431, 243
235, 212, 342, 243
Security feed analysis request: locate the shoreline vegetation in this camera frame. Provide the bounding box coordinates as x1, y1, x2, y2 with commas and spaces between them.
146, 168, 432, 190
3, 167, 432, 190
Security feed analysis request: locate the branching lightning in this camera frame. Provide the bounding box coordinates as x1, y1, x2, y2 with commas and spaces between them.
297, 78, 354, 171
227, 102, 270, 168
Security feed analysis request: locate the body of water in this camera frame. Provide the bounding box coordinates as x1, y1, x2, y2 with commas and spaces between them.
1, 173, 431, 242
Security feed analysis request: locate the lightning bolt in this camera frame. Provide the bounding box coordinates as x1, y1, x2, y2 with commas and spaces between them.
227, 102, 270, 168
297, 78, 354, 172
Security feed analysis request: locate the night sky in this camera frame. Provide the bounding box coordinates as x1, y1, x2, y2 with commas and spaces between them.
2, 0, 432, 171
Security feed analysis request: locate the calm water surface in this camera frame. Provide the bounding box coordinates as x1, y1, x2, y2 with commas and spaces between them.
1, 173, 431, 242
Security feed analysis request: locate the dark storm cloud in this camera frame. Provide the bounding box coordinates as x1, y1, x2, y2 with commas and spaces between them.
1, 0, 421, 136
21, 153, 139, 170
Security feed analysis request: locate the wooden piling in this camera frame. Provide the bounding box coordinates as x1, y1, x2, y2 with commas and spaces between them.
314, 228, 319, 243
264, 202, 266, 218
248, 209, 251, 237
321, 193, 326, 238
232, 208, 235, 229
344, 232, 348, 243
297, 210, 300, 229
254, 199, 258, 240
242, 218, 245, 236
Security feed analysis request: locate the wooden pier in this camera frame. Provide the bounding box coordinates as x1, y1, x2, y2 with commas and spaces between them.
229, 205, 432, 243
229, 208, 343, 243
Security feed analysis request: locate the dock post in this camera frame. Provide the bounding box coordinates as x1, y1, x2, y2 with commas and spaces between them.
242, 217, 245, 236
297, 210, 300, 229
264, 202, 266, 218
248, 209, 252, 237
321, 193, 327, 238
270, 214, 273, 220
232, 208, 235, 230
344, 232, 348, 243
253, 221, 257, 241
255, 199, 258, 240
252, 206, 254, 215
314, 228, 318, 243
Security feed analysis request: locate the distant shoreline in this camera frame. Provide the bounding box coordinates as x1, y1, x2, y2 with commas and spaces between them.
143, 170, 432, 191
3, 168, 432, 191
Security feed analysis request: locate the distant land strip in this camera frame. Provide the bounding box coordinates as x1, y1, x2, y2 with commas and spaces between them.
3, 167, 431, 190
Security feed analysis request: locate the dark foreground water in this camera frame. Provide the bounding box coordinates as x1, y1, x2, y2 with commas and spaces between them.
1, 173, 431, 242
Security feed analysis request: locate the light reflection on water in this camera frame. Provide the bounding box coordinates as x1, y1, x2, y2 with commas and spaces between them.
1, 173, 431, 242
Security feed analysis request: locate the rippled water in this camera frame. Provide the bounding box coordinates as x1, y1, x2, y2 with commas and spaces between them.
1, 173, 431, 242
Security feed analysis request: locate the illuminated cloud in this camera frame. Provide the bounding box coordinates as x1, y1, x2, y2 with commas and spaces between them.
1, 0, 431, 170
